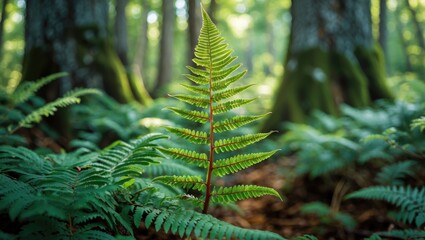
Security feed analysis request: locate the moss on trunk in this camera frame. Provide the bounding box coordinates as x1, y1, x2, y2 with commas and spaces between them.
262, 44, 391, 132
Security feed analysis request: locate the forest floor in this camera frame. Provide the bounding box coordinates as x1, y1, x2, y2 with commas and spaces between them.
137, 156, 398, 240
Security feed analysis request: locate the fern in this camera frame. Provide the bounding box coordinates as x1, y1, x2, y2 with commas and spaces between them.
133, 205, 284, 240
15, 88, 101, 131
411, 116, 425, 132
156, 5, 281, 217
375, 160, 417, 185
346, 185, 425, 228
10, 72, 68, 105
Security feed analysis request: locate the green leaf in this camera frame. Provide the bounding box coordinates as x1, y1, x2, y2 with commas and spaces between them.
211, 185, 283, 204
213, 150, 279, 177
158, 147, 208, 168
214, 132, 276, 153
166, 127, 209, 144
167, 107, 209, 124
213, 113, 270, 133
154, 175, 206, 191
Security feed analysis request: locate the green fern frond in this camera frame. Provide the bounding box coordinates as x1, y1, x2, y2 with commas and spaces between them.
154, 175, 206, 191
214, 131, 276, 153
292, 235, 319, 240
171, 94, 209, 108
15, 88, 100, 130
158, 147, 209, 168
166, 126, 209, 144
378, 229, 425, 239
346, 185, 425, 227
213, 150, 279, 177
213, 113, 270, 133
134, 206, 286, 240
213, 98, 255, 114
11, 72, 68, 105
411, 116, 425, 132
211, 185, 283, 204
167, 107, 208, 124
159, 5, 281, 220
375, 160, 417, 185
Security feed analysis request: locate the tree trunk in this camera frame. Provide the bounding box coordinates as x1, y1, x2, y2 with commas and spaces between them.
153, 0, 175, 97
405, 0, 425, 51
395, 3, 413, 72
134, 0, 150, 85
114, 0, 151, 104
187, 0, 200, 68
22, 0, 140, 104
114, 0, 129, 66
378, 0, 388, 64
262, 0, 392, 131
0, 0, 9, 61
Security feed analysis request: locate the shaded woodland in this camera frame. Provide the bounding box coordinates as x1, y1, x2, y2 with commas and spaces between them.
1, 0, 425, 239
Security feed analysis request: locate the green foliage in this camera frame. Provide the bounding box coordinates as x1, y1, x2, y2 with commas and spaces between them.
156, 6, 282, 216
375, 160, 417, 185
347, 186, 425, 228
281, 100, 425, 178
0, 133, 286, 239
300, 202, 357, 230
0, 73, 100, 145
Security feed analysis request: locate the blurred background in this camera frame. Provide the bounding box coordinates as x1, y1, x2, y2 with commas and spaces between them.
1, 0, 423, 104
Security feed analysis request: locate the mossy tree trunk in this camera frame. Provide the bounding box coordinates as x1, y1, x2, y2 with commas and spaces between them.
21, 0, 149, 104
262, 0, 393, 131
0, 0, 9, 62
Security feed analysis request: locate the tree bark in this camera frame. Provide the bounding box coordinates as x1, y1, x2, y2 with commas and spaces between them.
114, 0, 129, 66
153, 0, 175, 97
0, 0, 9, 61
22, 0, 139, 104
262, 0, 392, 131
378, 0, 388, 62
187, 0, 200, 68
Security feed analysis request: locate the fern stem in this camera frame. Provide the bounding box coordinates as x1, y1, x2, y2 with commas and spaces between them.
203, 31, 214, 214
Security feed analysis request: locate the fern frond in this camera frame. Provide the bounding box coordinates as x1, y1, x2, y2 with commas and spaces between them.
211, 70, 247, 91
213, 98, 255, 114
214, 131, 276, 153
214, 113, 270, 133
171, 94, 209, 108
154, 176, 206, 191
158, 147, 208, 168
184, 73, 209, 85
167, 107, 208, 123
166, 126, 208, 144
213, 84, 254, 102
213, 150, 279, 177
211, 185, 283, 204
181, 83, 209, 95
375, 160, 417, 185
134, 206, 286, 240
346, 185, 425, 227
0, 175, 36, 221
15, 88, 100, 130
378, 229, 425, 239
411, 116, 425, 132
11, 72, 68, 104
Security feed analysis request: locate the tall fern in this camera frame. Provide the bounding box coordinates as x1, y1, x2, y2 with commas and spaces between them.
156, 6, 282, 214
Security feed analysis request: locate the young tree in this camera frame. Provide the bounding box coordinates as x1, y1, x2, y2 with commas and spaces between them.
153, 0, 175, 97
262, 0, 393, 130
22, 0, 148, 104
